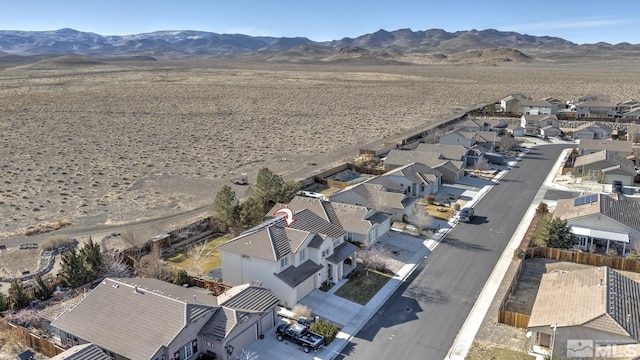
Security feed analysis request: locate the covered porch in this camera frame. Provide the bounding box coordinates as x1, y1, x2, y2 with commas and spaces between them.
326, 242, 359, 282
571, 226, 630, 255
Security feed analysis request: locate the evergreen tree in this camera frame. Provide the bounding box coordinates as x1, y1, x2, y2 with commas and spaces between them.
214, 185, 239, 226
546, 217, 578, 249
8, 280, 31, 310
80, 237, 102, 280
0, 293, 7, 311
59, 247, 88, 288
34, 274, 54, 301
239, 197, 265, 228
256, 167, 283, 204
277, 180, 301, 203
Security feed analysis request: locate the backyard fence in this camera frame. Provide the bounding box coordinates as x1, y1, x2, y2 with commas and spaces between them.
7, 322, 65, 358
525, 247, 640, 272
497, 258, 531, 329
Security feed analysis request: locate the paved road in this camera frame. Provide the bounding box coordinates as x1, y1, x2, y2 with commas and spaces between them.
336, 144, 573, 360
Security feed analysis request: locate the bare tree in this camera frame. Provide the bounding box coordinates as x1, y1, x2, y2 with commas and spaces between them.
474, 157, 489, 172
235, 349, 260, 360
6, 309, 42, 328
498, 134, 518, 152
412, 203, 435, 231
188, 242, 213, 277
292, 304, 312, 320
101, 251, 134, 278
135, 245, 170, 281
358, 246, 391, 272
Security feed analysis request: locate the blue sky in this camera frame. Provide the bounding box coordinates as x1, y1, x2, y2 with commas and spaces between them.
2, 0, 638, 44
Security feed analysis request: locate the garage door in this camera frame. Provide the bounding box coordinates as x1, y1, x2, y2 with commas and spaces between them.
260, 310, 274, 335
296, 276, 316, 302
228, 323, 258, 356
604, 174, 632, 186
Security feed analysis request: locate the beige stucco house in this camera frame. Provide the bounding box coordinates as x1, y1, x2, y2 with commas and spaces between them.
219, 208, 358, 307
520, 114, 560, 136
578, 139, 633, 156
528, 266, 640, 358
383, 150, 465, 184
572, 122, 611, 140
554, 193, 640, 254
50, 278, 279, 360
573, 150, 636, 186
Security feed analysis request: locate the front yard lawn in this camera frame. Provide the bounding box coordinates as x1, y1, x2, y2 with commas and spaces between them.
334, 269, 392, 305
165, 234, 229, 275
425, 204, 454, 221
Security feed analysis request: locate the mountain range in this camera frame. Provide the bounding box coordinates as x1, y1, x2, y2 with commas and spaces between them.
0, 28, 638, 63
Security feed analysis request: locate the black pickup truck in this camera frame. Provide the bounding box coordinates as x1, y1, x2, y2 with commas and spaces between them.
276, 323, 325, 353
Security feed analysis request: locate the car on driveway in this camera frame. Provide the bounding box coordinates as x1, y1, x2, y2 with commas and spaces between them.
276, 323, 324, 353
459, 207, 474, 223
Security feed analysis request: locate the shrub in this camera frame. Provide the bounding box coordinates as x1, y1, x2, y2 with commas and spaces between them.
40, 234, 74, 251
536, 202, 549, 215
426, 194, 436, 205
310, 320, 338, 345
513, 248, 525, 259
628, 251, 640, 260
292, 304, 312, 320
171, 268, 188, 285
452, 203, 461, 211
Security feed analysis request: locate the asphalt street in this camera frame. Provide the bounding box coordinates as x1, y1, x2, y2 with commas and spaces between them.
336, 144, 573, 360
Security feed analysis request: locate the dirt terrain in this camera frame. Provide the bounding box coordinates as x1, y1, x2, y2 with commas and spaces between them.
2, 58, 640, 239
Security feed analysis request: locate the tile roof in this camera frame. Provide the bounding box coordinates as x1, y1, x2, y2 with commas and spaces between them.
519, 100, 552, 107
199, 307, 253, 341
384, 149, 443, 168
573, 122, 611, 132
554, 194, 640, 232
529, 267, 640, 341
275, 260, 324, 288
326, 242, 359, 264
219, 285, 280, 312
382, 162, 443, 185
573, 150, 636, 174
577, 100, 617, 107
521, 114, 557, 122
415, 143, 468, 161
579, 139, 633, 154
218, 208, 343, 261
51, 278, 217, 360
50, 344, 111, 360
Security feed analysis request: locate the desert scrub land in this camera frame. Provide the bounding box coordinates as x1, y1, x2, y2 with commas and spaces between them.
2, 58, 640, 237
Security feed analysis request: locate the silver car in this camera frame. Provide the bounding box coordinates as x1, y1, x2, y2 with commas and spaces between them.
459, 207, 474, 223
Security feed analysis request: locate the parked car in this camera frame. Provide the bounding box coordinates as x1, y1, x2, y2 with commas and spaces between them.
612, 180, 623, 194
276, 323, 325, 353
459, 207, 474, 223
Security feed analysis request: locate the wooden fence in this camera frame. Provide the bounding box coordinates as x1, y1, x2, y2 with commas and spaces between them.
497, 258, 531, 329
186, 275, 231, 296
8, 322, 65, 358
525, 247, 640, 272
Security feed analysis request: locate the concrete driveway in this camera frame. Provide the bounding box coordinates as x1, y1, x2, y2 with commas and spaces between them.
244, 321, 329, 360
299, 290, 363, 327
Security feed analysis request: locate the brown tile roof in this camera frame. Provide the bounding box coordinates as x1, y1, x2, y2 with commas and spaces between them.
578, 139, 633, 154
275, 260, 324, 288
50, 343, 112, 360
529, 267, 640, 341
326, 242, 359, 264
219, 285, 280, 313
554, 193, 640, 232
51, 278, 217, 360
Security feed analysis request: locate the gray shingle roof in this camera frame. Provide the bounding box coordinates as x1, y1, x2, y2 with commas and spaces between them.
600, 194, 640, 232
578, 139, 633, 154
307, 234, 324, 248
51, 278, 217, 360
326, 242, 359, 264
415, 143, 467, 161
275, 260, 324, 288
574, 150, 636, 174
199, 307, 253, 341
50, 344, 111, 360
219, 286, 280, 313
384, 149, 443, 168
382, 162, 442, 185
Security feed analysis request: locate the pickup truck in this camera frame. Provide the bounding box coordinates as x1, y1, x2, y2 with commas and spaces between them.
276, 323, 324, 353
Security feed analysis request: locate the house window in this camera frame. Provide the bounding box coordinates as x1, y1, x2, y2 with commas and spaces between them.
280, 256, 289, 268
588, 169, 599, 180
322, 248, 330, 257
421, 184, 425, 192
180, 340, 195, 359
299, 249, 306, 262
346, 232, 353, 241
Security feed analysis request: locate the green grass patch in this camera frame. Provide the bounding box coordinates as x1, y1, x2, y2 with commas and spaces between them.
334, 269, 391, 305
165, 234, 229, 275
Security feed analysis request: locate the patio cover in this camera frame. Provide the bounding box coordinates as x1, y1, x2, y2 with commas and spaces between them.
571, 226, 629, 243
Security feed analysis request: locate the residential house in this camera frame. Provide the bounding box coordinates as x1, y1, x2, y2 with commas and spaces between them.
572, 122, 612, 140
578, 139, 633, 156
219, 208, 358, 306
50, 278, 280, 360
485, 118, 509, 135
541, 96, 564, 108
329, 182, 413, 221
616, 99, 640, 114
573, 150, 636, 186
269, 196, 391, 248
466, 145, 491, 167
370, 162, 442, 197
622, 107, 640, 120
438, 129, 477, 147
415, 143, 471, 165
554, 193, 640, 253
475, 131, 500, 151
520, 114, 559, 136
505, 123, 525, 137
517, 99, 556, 116
576, 101, 617, 118
499, 93, 528, 113
528, 266, 640, 358
382, 150, 464, 184
451, 118, 491, 132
